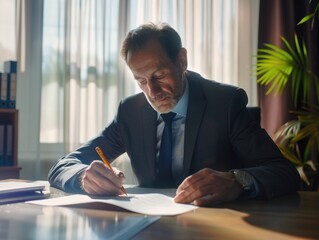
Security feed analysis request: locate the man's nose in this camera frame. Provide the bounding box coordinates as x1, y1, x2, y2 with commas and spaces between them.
147, 80, 161, 98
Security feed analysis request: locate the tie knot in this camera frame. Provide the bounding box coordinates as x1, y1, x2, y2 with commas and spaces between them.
161, 112, 176, 124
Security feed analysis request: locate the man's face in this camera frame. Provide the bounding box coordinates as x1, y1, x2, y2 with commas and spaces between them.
126, 39, 187, 113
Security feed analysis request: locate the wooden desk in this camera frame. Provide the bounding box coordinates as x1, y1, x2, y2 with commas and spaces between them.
0, 186, 318, 240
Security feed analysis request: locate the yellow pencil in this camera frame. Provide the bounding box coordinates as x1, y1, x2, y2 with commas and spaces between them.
95, 146, 128, 196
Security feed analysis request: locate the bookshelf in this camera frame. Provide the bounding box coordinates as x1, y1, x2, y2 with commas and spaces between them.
0, 109, 21, 179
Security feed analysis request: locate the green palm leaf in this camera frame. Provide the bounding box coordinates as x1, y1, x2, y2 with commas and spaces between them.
298, 14, 314, 25
275, 120, 300, 142
297, 166, 310, 185
298, 1, 319, 28
277, 144, 303, 166
276, 107, 319, 165
292, 108, 319, 160
255, 36, 310, 107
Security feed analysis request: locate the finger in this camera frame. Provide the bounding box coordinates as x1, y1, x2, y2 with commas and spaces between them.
175, 180, 210, 203
81, 172, 101, 195
176, 168, 216, 193
83, 162, 123, 195
176, 170, 208, 194
87, 178, 122, 196
91, 161, 124, 188
113, 168, 126, 181
193, 194, 221, 207
82, 179, 100, 195
82, 170, 122, 196
175, 170, 215, 203
174, 182, 211, 204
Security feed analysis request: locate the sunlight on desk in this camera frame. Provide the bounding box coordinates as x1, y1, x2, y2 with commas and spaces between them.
0, 205, 158, 240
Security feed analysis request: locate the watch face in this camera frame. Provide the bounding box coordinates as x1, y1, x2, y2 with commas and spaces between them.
234, 170, 253, 189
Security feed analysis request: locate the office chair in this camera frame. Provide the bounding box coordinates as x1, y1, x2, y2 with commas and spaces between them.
247, 107, 261, 126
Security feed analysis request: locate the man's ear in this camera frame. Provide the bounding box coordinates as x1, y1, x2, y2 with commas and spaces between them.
178, 48, 188, 72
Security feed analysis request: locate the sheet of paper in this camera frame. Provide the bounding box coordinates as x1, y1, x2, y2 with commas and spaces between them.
124, 185, 177, 197
27, 192, 198, 216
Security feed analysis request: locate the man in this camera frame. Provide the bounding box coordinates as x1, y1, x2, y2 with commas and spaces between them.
48, 23, 300, 206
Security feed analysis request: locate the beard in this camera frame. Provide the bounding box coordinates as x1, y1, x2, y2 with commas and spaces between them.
145, 71, 186, 113
147, 95, 178, 113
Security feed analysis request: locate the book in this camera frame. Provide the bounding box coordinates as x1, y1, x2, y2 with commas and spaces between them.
0, 181, 45, 194
1, 124, 8, 166
0, 125, 12, 166
0, 61, 17, 109
0, 190, 47, 204
2, 73, 16, 109
4, 61, 17, 73
5, 124, 13, 166
0, 181, 47, 204
7, 73, 16, 108
0, 73, 7, 108
0, 125, 3, 165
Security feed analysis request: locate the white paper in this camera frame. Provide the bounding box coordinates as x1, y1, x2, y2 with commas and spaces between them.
27, 192, 198, 216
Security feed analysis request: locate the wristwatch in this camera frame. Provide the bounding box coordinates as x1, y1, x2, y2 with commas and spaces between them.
231, 170, 254, 191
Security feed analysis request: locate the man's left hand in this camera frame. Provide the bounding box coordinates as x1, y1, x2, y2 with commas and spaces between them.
174, 168, 243, 206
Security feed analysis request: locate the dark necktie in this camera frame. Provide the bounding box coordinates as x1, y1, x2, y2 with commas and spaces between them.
159, 112, 176, 183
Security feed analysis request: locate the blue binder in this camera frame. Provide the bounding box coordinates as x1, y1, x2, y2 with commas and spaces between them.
2, 125, 7, 166
4, 61, 17, 73
0, 73, 8, 108
0, 125, 4, 166
5, 125, 13, 166
7, 73, 16, 109
2, 61, 17, 109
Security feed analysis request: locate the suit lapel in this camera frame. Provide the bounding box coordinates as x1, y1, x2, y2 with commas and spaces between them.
182, 74, 207, 180
141, 103, 158, 182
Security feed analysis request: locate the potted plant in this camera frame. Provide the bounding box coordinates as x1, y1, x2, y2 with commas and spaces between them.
255, 1, 319, 190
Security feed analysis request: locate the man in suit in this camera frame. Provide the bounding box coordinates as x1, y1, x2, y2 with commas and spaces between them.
48, 23, 300, 206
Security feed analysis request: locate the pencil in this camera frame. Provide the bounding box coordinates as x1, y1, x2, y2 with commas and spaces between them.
95, 146, 128, 196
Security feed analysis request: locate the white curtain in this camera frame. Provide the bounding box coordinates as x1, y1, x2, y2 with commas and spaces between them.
0, 0, 16, 71
41, 0, 122, 151
0, 0, 259, 180
40, 0, 259, 150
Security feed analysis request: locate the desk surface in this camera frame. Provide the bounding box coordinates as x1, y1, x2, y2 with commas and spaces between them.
0, 186, 318, 240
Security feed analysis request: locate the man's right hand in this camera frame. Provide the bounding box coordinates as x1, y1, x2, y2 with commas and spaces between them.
80, 160, 125, 196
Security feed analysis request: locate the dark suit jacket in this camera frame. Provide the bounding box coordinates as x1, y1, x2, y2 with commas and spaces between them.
48, 71, 300, 199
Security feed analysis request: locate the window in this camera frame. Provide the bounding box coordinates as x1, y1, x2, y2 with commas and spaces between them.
40, 0, 259, 152
0, 0, 16, 71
